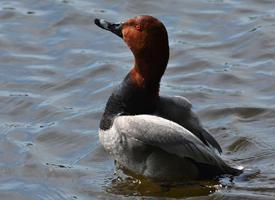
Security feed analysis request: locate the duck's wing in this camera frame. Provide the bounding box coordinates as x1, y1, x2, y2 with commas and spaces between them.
113, 114, 225, 168
156, 96, 222, 153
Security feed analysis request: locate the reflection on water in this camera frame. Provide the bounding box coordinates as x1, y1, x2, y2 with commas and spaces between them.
0, 0, 275, 199
106, 176, 218, 198
104, 168, 219, 198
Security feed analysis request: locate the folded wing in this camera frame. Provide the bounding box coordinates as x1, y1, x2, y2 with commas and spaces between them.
114, 115, 226, 168
157, 96, 222, 153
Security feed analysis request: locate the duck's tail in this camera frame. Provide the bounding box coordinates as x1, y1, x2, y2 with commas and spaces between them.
194, 160, 243, 178
223, 165, 243, 176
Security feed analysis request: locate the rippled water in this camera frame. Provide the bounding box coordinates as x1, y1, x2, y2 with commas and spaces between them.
0, 0, 275, 199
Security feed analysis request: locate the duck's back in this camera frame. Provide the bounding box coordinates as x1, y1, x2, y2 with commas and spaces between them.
156, 95, 222, 153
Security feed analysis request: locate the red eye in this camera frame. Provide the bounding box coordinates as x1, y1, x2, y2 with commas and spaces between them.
135, 25, 142, 31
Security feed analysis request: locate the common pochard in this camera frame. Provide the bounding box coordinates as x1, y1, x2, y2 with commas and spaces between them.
94, 15, 242, 181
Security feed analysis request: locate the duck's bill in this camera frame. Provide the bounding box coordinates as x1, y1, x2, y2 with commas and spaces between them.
94, 18, 123, 38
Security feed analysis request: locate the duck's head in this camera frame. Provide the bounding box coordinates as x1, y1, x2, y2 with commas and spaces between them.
95, 16, 169, 89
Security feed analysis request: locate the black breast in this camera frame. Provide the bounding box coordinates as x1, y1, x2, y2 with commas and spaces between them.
100, 74, 157, 130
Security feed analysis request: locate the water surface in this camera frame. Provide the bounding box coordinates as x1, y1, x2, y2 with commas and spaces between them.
0, 0, 275, 199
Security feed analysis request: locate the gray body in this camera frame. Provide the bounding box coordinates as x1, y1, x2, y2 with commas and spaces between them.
99, 96, 240, 181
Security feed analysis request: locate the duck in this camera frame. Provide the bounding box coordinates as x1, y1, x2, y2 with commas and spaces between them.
94, 15, 242, 181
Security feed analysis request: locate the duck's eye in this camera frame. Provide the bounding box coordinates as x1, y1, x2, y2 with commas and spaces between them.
135, 24, 142, 31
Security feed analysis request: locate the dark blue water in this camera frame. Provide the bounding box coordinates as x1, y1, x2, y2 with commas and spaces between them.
0, 0, 275, 199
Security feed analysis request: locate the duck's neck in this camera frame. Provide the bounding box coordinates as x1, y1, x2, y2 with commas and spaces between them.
127, 67, 159, 100
129, 66, 160, 98
129, 53, 168, 93
99, 50, 168, 130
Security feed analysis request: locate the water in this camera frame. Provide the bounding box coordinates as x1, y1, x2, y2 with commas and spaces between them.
0, 0, 275, 199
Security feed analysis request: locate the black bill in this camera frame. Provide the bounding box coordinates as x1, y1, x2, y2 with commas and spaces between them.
94, 18, 123, 38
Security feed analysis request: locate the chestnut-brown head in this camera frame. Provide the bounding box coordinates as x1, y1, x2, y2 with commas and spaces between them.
95, 16, 169, 89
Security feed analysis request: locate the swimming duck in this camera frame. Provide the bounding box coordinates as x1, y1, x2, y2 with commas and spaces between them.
95, 15, 242, 181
